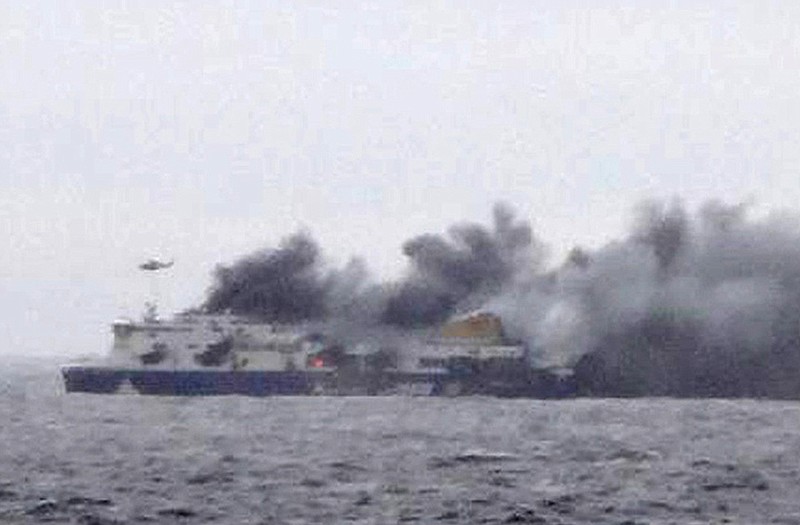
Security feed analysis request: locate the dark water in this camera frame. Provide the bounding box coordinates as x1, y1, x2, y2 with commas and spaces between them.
3, 358, 800, 524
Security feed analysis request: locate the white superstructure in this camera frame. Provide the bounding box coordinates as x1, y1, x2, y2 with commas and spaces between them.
108, 304, 327, 372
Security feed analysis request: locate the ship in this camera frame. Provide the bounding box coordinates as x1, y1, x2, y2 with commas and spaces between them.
61, 304, 576, 397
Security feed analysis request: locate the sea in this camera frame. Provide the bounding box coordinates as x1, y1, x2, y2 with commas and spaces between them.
2, 357, 800, 524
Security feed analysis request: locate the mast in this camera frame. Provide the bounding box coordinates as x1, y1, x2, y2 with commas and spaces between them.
139, 258, 173, 321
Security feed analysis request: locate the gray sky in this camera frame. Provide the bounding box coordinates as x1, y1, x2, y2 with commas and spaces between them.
2, 1, 800, 356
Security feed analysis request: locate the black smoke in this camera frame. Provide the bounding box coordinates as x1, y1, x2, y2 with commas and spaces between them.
203, 204, 538, 328
204, 233, 331, 322
382, 203, 537, 326
633, 200, 688, 275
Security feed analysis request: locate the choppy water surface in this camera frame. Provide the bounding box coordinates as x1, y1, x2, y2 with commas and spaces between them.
3, 358, 800, 524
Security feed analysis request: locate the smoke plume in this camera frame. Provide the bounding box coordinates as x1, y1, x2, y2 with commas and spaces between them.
489, 199, 800, 397
382, 203, 538, 326
204, 199, 800, 398
205, 233, 336, 322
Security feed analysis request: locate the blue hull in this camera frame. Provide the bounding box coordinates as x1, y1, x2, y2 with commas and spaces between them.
61, 366, 331, 396
61, 366, 577, 398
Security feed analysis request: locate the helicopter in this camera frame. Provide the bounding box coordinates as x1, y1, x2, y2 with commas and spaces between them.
138, 258, 174, 271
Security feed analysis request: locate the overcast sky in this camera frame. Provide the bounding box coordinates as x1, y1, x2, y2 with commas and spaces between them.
3, 1, 800, 356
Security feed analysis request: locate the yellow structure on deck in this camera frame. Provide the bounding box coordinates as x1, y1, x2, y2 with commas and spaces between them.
439, 312, 505, 343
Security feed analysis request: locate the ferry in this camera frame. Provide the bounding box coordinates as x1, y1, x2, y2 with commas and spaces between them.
61, 259, 575, 397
